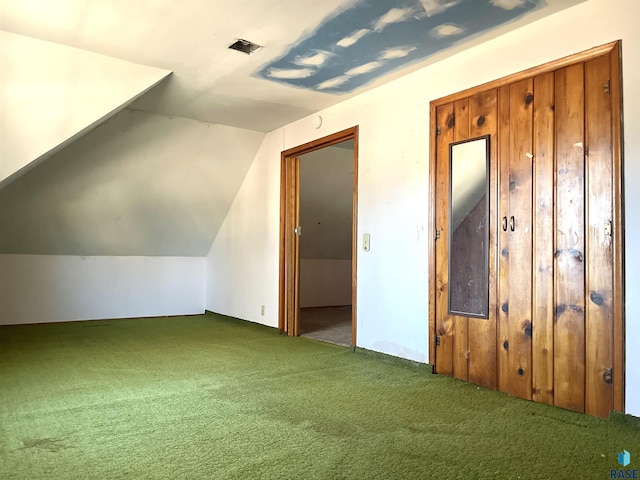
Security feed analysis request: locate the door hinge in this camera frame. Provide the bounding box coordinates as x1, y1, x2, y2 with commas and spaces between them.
435, 228, 441, 241
603, 367, 613, 384
604, 220, 612, 237
435, 336, 441, 347
436, 126, 441, 136
294, 225, 302, 236
603, 79, 611, 94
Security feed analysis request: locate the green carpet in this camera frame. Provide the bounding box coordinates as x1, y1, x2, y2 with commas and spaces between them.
0, 313, 638, 479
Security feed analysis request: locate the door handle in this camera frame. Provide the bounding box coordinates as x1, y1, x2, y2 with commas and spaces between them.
294, 226, 302, 236
509, 216, 515, 232
502, 216, 508, 232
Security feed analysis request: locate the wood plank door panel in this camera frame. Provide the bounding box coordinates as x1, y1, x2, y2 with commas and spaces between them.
554, 63, 586, 413
434, 103, 455, 376
468, 90, 498, 390
452, 98, 470, 382
497, 85, 511, 393
532, 72, 556, 405
584, 53, 615, 418
504, 78, 534, 400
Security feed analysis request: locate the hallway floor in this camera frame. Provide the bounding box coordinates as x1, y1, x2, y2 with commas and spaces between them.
299, 305, 352, 347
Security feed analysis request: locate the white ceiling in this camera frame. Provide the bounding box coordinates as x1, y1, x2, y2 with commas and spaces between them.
0, 0, 585, 133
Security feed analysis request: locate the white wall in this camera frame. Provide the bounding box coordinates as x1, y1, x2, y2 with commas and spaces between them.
0, 30, 170, 187
300, 259, 352, 308
0, 255, 205, 325
206, 0, 639, 416
205, 132, 283, 325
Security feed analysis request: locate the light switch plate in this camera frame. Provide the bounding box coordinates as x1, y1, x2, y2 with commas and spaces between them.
363, 233, 370, 252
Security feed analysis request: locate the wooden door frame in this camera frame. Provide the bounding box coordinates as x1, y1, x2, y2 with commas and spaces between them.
428, 41, 625, 412
279, 126, 359, 345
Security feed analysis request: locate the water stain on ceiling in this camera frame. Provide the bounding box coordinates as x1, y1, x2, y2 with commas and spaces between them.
256, 0, 544, 94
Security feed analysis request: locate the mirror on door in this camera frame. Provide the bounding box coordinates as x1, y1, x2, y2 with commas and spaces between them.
448, 135, 490, 318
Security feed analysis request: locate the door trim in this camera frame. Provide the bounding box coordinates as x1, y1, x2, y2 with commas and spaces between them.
279, 126, 359, 345
428, 41, 624, 412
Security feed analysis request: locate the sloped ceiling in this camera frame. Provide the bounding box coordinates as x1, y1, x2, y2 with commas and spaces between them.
0, 30, 171, 187
0, 109, 264, 256
0, 0, 587, 258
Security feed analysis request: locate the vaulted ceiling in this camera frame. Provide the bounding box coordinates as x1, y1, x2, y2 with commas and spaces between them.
0, 0, 586, 257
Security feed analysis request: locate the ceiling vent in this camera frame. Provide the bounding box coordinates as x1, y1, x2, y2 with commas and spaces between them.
228, 39, 263, 55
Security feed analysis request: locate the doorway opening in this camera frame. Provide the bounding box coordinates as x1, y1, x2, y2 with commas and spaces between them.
279, 126, 358, 347
298, 139, 354, 346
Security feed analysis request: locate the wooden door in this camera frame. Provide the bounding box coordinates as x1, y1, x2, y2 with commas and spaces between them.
433, 91, 498, 390
430, 42, 624, 417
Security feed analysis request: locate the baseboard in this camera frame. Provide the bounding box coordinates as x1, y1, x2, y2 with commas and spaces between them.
354, 346, 432, 373
0, 311, 206, 327
204, 310, 282, 334
204, 311, 432, 370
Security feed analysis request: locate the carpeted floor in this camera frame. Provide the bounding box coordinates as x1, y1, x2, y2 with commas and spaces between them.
0, 313, 638, 479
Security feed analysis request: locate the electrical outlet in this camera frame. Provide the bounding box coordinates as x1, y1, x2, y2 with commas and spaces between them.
261, 305, 265, 316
